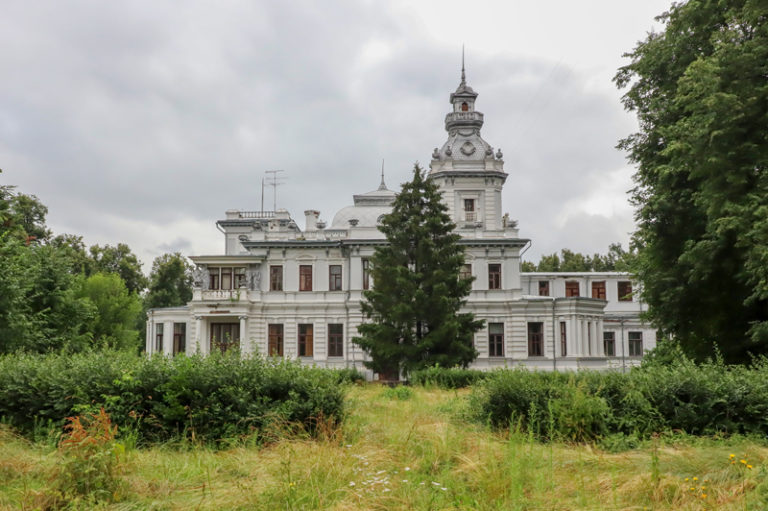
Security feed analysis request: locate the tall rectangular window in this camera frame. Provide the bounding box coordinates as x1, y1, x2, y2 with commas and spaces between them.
221, 267, 232, 290
459, 263, 472, 281
528, 322, 544, 356
298, 324, 314, 357
629, 331, 643, 356
488, 264, 501, 290
155, 323, 163, 353
269, 265, 283, 291
538, 280, 550, 296
328, 323, 343, 357
209, 267, 220, 290
268, 324, 283, 356
234, 267, 247, 288
173, 323, 186, 355
565, 281, 580, 297
299, 265, 313, 291
591, 281, 606, 299
329, 265, 342, 291
618, 281, 633, 302
603, 331, 616, 356
488, 323, 504, 357
210, 323, 239, 353
362, 259, 371, 290
560, 321, 567, 357
464, 198, 476, 221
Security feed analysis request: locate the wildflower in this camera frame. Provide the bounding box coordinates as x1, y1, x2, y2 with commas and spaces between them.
693, 477, 698, 481
740, 459, 747, 464
349, 482, 356, 487
685, 477, 689, 482
702, 494, 707, 499
747, 464, 753, 469
441, 487, 447, 491
690, 487, 695, 491
404, 467, 411, 471
402, 479, 408, 483
729, 454, 735, 458
431, 481, 441, 486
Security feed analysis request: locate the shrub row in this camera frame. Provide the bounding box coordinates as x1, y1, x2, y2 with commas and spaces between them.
0, 350, 349, 444
469, 358, 768, 442
409, 366, 488, 388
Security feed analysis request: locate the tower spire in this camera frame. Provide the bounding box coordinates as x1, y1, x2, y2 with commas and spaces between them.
378, 159, 387, 190
461, 45, 466, 86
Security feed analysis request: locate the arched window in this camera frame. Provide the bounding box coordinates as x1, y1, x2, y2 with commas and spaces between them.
461, 102, 469, 112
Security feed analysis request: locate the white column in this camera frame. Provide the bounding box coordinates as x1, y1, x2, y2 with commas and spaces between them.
195, 316, 203, 355
145, 316, 152, 354
239, 316, 247, 355
164, 321, 173, 356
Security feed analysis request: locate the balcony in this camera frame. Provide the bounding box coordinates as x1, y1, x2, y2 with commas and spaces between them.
197, 289, 245, 301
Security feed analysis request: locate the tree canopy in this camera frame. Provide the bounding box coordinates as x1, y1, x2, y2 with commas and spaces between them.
353, 165, 483, 378
144, 252, 194, 310
615, 0, 768, 362
522, 243, 636, 273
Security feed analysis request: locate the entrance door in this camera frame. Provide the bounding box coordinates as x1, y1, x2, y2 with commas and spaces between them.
210, 323, 240, 353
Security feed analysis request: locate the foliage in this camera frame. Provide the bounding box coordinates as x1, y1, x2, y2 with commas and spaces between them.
0, 350, 348, 444
144, 252, 194, 310
0, 173, 50, 243
0, 235, 95, 353
522, 243, 637, 272
615, 0, 768, 362
353, 164, 483, 378
51, 408, 126, 506
470, 358, 768, 441
87, 243, 148, 294
409, 366, 489, 388
78, 273, 142, 351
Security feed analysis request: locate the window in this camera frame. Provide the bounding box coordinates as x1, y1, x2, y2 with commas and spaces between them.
488, 323, 504, 357
459, 264, 472, 281
488, 264, 501, 290
362, 259, 371, 290
329, 265, 342, 291
221, 267, 232, 290
268, 324, 283, 356
234, 267, 247, 288
538, 280, 550, 296
603, 331, 616, 356
618, 281, 633, 302
565, 281, 580, 297
209, 267, 220, 290
210, 323, 239, 353
328, 323, 343, 357
298, 324, 314, 357
269, 265, 283, 291
155, 323, 163, 353
173, 323, 186, 355
528, 322, 544, 357
591, 281, 606, 299
629, 331, 643, 356
461, 101, 468, 112
464, 199, 476, 221
560, 322, 567, 357
299, 265, 313, 291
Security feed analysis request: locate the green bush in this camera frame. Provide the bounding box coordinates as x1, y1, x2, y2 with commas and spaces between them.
469, 358, 768, 442
409, 366, 488, 388
0, 350, 348, 444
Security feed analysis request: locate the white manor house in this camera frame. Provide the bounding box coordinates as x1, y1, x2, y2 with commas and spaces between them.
146, 69, 656, 375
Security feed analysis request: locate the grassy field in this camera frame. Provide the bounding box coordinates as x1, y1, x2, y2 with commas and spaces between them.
1, 384, 767, 510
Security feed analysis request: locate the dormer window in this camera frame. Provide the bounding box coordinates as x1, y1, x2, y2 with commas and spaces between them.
461, 102, 469, 111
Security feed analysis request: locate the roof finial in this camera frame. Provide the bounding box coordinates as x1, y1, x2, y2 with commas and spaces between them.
460, 45, 466, 86
378, 159, 387, 190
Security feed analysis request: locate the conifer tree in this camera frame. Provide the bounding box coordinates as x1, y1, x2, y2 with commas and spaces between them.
353, 164, 482, 379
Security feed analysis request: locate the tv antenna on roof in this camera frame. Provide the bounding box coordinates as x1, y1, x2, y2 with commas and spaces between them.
264, 170, 286, 212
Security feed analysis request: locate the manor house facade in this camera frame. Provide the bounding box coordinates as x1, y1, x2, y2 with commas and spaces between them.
146, 69, 655, 376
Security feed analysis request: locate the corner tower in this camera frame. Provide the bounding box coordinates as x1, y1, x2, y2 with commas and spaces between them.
429, 60, 508, 234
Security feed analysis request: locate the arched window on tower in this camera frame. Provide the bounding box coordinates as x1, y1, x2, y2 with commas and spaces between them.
461, 102, 469, 112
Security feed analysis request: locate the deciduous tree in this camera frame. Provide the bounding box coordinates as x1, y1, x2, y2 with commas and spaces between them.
615, 0, 768, 361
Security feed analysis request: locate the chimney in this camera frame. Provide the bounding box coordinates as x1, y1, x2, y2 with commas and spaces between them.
304, 210, 320, 231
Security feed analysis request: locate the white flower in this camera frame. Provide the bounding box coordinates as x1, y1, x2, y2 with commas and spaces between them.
402, 479, 408, 483
349, 482, 356, 486
404, 467, 411, 471
432, 482, 441, 486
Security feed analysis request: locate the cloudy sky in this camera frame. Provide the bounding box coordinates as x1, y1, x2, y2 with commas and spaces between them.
0, 0, 674, 270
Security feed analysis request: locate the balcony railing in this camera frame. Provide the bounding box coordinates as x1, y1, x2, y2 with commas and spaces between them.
237, 211, 275, 219
200, 289, 243, 301
464, 211, 476, 222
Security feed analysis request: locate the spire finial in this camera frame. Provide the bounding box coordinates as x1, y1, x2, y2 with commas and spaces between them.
378, 159, 387, 190
460, 45, 466, 86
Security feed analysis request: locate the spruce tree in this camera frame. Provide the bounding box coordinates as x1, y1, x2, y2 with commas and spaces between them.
353, 164, 482, 379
